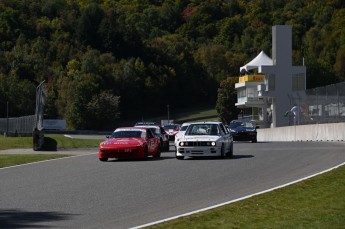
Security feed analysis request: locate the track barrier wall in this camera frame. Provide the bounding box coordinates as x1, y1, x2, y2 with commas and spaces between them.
257, 122, 345, 142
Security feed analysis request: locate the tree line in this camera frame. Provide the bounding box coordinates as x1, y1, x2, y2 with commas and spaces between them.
0, 0, 344, 129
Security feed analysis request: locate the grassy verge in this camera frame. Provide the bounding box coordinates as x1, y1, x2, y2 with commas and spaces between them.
148, 165, 345, 229
0, 134, 102, 151
0, 154, 72, 168
119, 106, 219, 126
174, 108, 219, 123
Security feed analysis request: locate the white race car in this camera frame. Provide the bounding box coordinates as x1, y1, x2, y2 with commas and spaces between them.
174, 122, 191, 148
175, 121, 233, 160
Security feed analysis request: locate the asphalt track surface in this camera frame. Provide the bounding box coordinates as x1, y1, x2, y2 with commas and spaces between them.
1, 141, 345, 229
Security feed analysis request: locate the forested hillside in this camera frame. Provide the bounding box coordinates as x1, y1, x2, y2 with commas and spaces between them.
1, 0, 344, 130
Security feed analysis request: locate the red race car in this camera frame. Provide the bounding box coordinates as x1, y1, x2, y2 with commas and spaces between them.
98, 127, 161, 161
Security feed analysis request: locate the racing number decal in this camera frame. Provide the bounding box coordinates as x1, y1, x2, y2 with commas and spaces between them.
149, 139, 155, 151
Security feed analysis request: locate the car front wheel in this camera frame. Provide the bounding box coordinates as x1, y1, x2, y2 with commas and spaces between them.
165, 142, 170, 151
175, 151, 184, 160
143, 147, 148, 159
220, 144, 225, 158
227, 142, 233, 157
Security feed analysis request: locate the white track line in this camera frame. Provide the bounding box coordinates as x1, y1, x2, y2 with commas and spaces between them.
0, 153, 97, 170
130, 161, 345, 229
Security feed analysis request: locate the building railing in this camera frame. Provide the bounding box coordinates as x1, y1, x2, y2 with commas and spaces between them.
238, 75, 265, 83
237, 96, 265, 104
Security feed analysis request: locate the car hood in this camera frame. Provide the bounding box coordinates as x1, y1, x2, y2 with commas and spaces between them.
175, 131, 186, 137
100, 138, 144, 147
181, 135, 220, 141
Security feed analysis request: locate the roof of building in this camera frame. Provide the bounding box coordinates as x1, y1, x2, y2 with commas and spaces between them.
240, 50, 273, 72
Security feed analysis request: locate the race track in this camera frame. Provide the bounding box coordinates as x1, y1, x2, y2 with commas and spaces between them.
1, 142, 345, 228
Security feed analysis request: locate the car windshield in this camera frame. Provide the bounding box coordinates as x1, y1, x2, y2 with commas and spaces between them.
149, 127, 160, 134
185, 124, 220, 136
180, 125, 189, 131
134, 125, 160, 134
230, 121, 254, 128
111, 130, 145, 138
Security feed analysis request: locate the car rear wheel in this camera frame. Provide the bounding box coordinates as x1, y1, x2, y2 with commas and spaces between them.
99, 158, 108, 162
252, 137, 257, 143
154, 144, 161, 158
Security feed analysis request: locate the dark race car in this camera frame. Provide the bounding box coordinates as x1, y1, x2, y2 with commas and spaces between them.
134, 122, 170, 151
163, 124, 180, 140
229, 120, 257, 143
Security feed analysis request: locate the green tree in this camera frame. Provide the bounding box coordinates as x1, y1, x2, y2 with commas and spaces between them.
86, 91, 120, 130
77, 3, 105, 49
0, 6, 21, 49
0, 74, 36, 116
1, 0, 345, 128
112, 58, 146, 119
194, 44, 229, 83
334, 45, 345, 81
216, 77, 238, 124
214, 15, 245, 50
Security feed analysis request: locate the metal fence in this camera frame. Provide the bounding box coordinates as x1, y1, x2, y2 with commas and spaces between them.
0, 115, 36, 135
288, 82, 345, 125
0, 81, 46, 136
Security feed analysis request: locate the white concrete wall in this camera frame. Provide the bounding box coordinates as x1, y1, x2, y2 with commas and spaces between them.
257, 123, 345, 142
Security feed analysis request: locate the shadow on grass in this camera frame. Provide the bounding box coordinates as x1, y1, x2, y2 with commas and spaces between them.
0, 209, 77, 228
42, 137, 58, 151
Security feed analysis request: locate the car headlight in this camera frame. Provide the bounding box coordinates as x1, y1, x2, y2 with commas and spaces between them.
179, 142, 184, 146
211, 142, 216, 146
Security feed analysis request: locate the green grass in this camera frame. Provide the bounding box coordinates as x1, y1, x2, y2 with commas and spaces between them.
141, 106, 219, 124
0, 134, 102, 150
148, 165, 345, 229
0, 154, 72, 168
174, 108, 219, 123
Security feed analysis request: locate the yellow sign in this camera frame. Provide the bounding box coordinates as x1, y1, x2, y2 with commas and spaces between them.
239, 75, 265, 83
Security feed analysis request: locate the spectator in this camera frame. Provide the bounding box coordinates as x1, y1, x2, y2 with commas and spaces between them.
285, 104, 300, 125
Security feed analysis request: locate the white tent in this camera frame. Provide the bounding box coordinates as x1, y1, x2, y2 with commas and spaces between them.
240, 50, 273, 72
